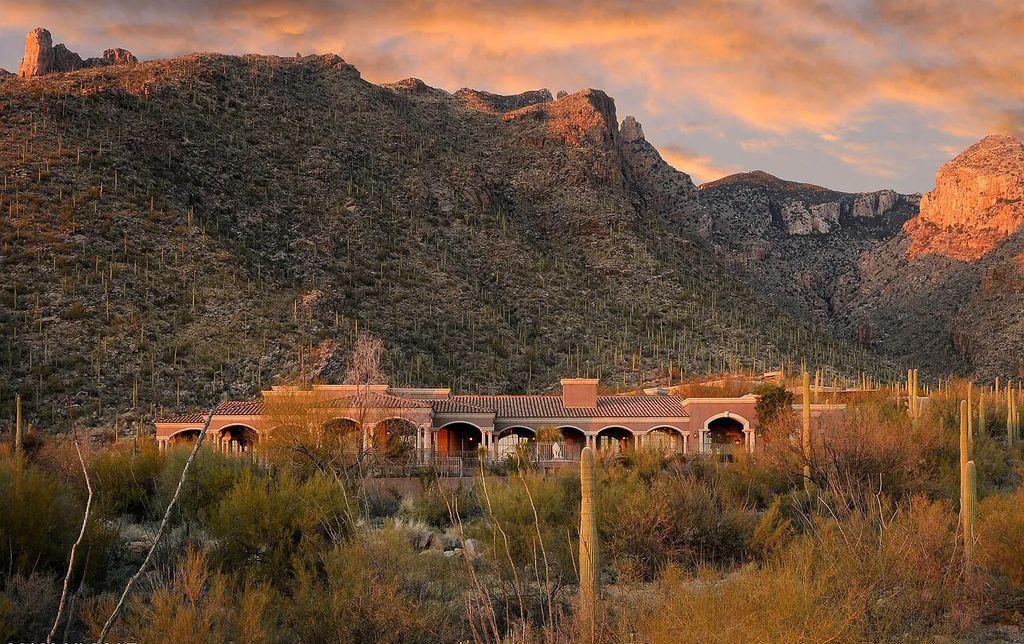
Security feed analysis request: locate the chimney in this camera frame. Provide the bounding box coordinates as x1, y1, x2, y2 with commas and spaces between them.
561, 378, 599, 408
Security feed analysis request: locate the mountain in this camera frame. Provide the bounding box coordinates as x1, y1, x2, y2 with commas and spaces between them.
699, 138, 1024, 379
0, 45, 887, 429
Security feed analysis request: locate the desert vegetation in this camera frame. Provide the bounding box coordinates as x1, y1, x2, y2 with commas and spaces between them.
2, 376, 1024, 642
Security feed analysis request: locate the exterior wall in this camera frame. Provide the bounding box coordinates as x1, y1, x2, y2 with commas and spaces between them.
155, 386, 846, 460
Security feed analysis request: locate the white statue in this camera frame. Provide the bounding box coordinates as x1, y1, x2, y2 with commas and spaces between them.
551, 441, 563, 460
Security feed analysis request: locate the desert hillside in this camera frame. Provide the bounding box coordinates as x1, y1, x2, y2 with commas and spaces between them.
0, 51, 884, 428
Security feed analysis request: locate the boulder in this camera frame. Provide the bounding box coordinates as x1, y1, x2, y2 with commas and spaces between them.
463, 538, 482, 558
104, 48, 138, 66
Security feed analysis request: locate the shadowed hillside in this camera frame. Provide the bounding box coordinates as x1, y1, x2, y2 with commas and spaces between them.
0, 52, 892, 429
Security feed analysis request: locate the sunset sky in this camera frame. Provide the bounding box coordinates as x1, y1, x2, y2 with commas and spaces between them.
2, 1, 1021, 193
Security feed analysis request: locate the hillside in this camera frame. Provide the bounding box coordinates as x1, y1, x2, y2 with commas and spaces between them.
0, 51, 889, 429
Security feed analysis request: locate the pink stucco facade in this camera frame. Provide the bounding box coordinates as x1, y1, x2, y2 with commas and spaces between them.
154, 378, 846, 460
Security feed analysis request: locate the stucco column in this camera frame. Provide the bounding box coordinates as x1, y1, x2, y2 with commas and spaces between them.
745, 429, 755, 453
483, 429, 494, 460
682, 433, 689, 455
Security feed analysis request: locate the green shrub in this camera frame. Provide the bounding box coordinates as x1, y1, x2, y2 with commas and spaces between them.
205, 470, 355, 584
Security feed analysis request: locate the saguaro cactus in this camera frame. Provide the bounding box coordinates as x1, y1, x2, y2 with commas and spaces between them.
579, 446, 599, 640
802, 370, 813, 492
964, 459, 978, 567
959, 400, 970, 532
14, 394, 22, 457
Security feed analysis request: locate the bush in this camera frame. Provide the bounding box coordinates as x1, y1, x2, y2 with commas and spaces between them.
205, 470, 356, 584
626, 497, 977, 642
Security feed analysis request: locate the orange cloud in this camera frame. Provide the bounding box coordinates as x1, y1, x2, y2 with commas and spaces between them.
658, 144, 739, 185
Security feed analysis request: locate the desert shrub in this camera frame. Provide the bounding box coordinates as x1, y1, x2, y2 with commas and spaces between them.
359, 486, 402, 519
599, 467, 757, 580
978, 489, 1024, 596
0, 454, 79, 575
0, 573, 59, 642
204, 470, 355, 584
81, 546, 279, 644
469, 471, 580, 580
626, 496, 976, 642
403, 478, 480, 528
281, 528, 468, 643
90, 442, 163, 519
157, 446, 255, 523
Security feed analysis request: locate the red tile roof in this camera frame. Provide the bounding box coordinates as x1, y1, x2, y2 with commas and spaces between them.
434, 395, 688, 419
155, 411, 208, 424
321, 392, 432, 410
213, 400, 265, 416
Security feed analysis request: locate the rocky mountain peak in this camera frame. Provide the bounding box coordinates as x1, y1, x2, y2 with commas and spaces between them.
906, 134, 1024, 261
17, 27, 136, 78
620, 115, 644, 143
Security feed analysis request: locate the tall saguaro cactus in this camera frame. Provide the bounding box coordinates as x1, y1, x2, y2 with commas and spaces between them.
802, 370, 812, 492
579, 447, 599, 641
14, 394, 22, 457
959, 400, 969, 499
964, 459, 978, 567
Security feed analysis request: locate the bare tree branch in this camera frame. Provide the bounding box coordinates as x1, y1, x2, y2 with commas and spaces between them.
47, 402, 92, 644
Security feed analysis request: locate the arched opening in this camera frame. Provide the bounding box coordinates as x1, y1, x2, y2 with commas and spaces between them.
706, 415, 746, 456
496, 426, 535, 459
597, 426, 635, 454
220, 424, 259, 453
168, 428, 203, 447
439, 422, 482, 454
558, 426, 586, 447
374, 418, 418, 459
647, 426, 684, 454
323, 417, 362, 453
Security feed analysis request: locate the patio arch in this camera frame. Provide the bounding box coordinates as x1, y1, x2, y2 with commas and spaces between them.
702, 412, 753, 454
219, 423, 259, 453
438, 421, 483, 454
496, 426, 536, 459
646, 425, 686, 454
596, 425, 635, 454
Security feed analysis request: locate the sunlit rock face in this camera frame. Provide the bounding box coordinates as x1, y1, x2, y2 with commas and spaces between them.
906, 134, 1024, 261
18, 28, 56, 77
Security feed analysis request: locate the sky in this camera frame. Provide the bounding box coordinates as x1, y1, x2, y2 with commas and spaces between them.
1, 1, 1022, 194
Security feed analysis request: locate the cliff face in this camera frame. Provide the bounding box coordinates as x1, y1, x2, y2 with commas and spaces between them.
906, 134, 1024, 261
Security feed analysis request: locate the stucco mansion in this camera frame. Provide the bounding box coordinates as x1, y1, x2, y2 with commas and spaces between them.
155, 378, 845, 464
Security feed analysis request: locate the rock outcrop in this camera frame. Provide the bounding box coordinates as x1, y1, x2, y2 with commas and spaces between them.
618, 115, 704, 229
17, 27, 136, 78
103, 48, 138, 66
455, 88, 552, 113
18, 28, 56, 77
700, 170, 913, 236
905, 134, 1024, 261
